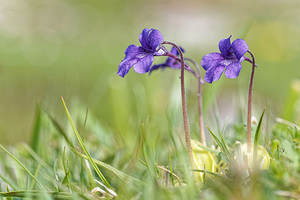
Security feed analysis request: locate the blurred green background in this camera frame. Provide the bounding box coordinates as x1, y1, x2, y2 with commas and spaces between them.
0, 0, 299, 144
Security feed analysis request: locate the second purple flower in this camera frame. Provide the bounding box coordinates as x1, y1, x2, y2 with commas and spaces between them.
201, 36, 249, 83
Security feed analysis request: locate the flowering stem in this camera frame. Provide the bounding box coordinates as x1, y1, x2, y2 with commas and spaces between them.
164, 52, 198, 77
162, 41, 194, 166
184, 58, 206, 146
246, 50, 256, 153
163, 51, 206, 146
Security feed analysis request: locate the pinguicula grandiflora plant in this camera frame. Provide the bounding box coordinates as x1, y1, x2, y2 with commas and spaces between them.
201, 36, 270, 171
117, 28, 212, 177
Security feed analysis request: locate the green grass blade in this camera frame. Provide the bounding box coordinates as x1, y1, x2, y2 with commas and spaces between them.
82, 108, 89, 142
84, 158, 96, 190
61, 96, 111, 188
168, 154, 174, 185
71, 148, 142, 184
6, 187, 13, 200
207, 127, 224, 149
0, 144, 45, 190
221, 135, 231, 156
253, 109, 265, 169
62, 147, 72, 191
80, 108, 89, 190
30, 104, 42, 152
30, 163, 42, 190
46, 112, 74, 148
0, 174, 18, 191
191, 169, 224, 178
0, 191, 72, 199
207, 127, 231, 161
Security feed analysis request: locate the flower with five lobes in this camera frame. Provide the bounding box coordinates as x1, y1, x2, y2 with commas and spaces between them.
117, 28, 164, 77
201, 36, 249, 83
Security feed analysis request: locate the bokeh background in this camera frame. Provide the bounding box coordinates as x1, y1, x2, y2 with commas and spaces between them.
1, 0, 299, 144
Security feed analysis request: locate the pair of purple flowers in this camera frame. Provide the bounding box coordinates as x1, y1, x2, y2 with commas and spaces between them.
117, 28, 249, 83
117, 28, 257, 161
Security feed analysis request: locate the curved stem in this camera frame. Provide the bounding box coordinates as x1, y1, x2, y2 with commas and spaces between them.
162, 41, 194, 165
164, 52, 198, 78
244, 57, 258, 67
246, 50, 256, 153
184, 58, 201, 76
184, 58, 206, 146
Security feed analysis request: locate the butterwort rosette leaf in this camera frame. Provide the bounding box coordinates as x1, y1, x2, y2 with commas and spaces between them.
117, 28, 164, 77
149, 47, 184, 73
201, 36, 249, 83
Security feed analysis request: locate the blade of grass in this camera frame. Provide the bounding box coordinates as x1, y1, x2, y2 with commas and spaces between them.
84, 159, 96, 190
168, 154, 174, 185
80, 108, 89, 190
191, 169, 224, 178
71, 148, 142, 184
192, 142, 220, 154
157, 165, 182, 185
207, 127, 231, 161
0, 191, 72, 199
47, 113, 74, 148
29, 163, 42, 190
82, 108, 88, 142
30, 104, 42, 153
23, 144, 59, 189
6, 187, 13, 200
220, 117, 231, 156
62, 147, 72, 192
61, 96, 111, 188
0, 144, 44, 190
253, 109, 265, 169
0, 174, 18, 191
23, 144, 53, 173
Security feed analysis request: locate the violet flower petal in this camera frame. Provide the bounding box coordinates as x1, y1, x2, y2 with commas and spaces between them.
133, 53, 154, 74
204, 64, 226, 83
232, 39, 249, 60
218, 36, 232, 57
170, 46, 184, 55
165, 47, 184, 68
118, 45, 141, 77
224, 61, 242, 78
149, 63, 168, 73
166, 58, 180, 69
201, 52, 225, 71
148, 29, 164, 51
139, 28, 152, 50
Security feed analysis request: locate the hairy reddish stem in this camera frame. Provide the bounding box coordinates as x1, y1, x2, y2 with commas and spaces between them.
246, 50, 256, 153
184, 58, 206, 146
164, 52, 198, 77
162, 41, 194, 165
161, 50, 206, 146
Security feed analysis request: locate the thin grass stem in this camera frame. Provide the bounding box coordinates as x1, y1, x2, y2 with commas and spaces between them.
61, 97, 111, 188
0, 145, 45, 190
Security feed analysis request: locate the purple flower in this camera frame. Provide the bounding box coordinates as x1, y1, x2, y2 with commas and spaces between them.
149, 47, 184, 73
117, 28, 164, 77
201, 36, 249, 83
